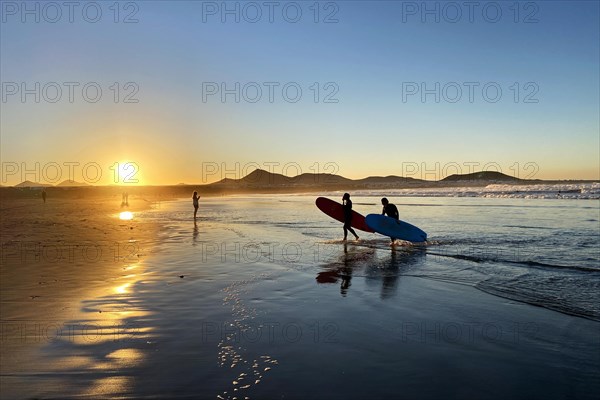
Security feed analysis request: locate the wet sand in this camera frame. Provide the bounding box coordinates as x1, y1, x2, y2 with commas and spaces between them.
1, 195, 598, 399
0, 195, 158, 398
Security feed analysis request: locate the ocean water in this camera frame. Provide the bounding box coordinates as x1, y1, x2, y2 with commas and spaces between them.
144, 194, 600, 320
27, 195, 600, 399
349, 182, 600, 199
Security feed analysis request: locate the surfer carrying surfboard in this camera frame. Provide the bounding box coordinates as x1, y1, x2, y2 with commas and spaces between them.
342, 193, 360, 241
381, 198, 399, 220
381, 197, 399, 242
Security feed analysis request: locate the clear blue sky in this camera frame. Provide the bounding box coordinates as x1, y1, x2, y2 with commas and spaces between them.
1, 1, 598, 184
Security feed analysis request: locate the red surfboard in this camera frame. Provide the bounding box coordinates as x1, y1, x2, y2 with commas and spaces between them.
315, 197, 374, 233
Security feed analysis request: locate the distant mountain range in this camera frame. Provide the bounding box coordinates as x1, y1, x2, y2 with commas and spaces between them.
56, 180, 89, 187
7, 170, 578, 190
3, 170, 594, 199
13, 180, 88, 188
441, 171, 522, 182
14, 180, 52, 188
210, 169, 524, 188
214, 169, 423, 187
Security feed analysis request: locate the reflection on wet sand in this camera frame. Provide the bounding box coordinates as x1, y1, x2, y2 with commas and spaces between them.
119, 211, 133, 221
35, 262, 155, 397
316, 242, 426, 299
316, 242, 375, 296
193, 220, 199, 244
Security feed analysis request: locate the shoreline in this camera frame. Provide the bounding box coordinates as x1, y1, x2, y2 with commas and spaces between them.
2, 182, 599, 202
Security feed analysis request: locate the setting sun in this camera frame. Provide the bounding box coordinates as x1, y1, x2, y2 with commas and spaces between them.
109, 161, 142, 185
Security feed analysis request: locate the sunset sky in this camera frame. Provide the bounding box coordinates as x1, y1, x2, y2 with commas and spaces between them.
1, 1, 598, 185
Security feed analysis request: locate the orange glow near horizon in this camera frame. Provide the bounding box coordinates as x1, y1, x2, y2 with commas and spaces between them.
1, 161, 599, 187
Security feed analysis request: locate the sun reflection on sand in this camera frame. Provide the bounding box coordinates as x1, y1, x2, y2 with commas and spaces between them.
106, 348, 144, 367
115, 282, 131, 294
55, 263, 155, 349
119, 211, 133, 220
84, 376, 132, 397
43, 259, 157, 397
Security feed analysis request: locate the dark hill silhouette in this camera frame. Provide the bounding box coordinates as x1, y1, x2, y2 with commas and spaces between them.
215, 169, 353, 186
15, 180, 52, 188
441, 171, 521, 182
211, 169, 526, 189
356, 175, 422, 185
56, 180, 89, 187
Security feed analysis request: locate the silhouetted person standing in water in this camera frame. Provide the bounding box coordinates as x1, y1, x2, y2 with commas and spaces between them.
381, 197, 399, 243
192, 191, 200, 220
121, 192, 129, 207
41, 188, 46, 203
342, 193, 359, 241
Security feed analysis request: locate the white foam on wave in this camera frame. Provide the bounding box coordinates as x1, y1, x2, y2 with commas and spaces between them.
332, 182, 600, 200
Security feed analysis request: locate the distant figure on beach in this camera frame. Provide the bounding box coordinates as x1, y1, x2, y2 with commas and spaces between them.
381, 197, 399, 243
342, 193, 359, 241
121, 192, 129, 207
41, 188, 46, 203
192, 191, 200, 220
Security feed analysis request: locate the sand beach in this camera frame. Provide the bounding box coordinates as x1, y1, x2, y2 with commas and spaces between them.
1, 192, 598, 399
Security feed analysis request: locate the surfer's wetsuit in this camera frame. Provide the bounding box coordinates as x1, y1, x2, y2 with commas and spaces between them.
382, 202, 400, 242
343, 199, 353, 227
343, 199, 359, 240
382, 203, 399, 220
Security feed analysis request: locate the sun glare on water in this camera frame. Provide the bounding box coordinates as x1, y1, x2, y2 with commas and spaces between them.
119, 211, 133, 220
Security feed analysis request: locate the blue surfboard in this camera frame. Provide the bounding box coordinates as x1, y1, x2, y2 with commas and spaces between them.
365, 214, 427, 243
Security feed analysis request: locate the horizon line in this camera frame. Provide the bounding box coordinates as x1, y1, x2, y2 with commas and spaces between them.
3, 169, 599, 188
